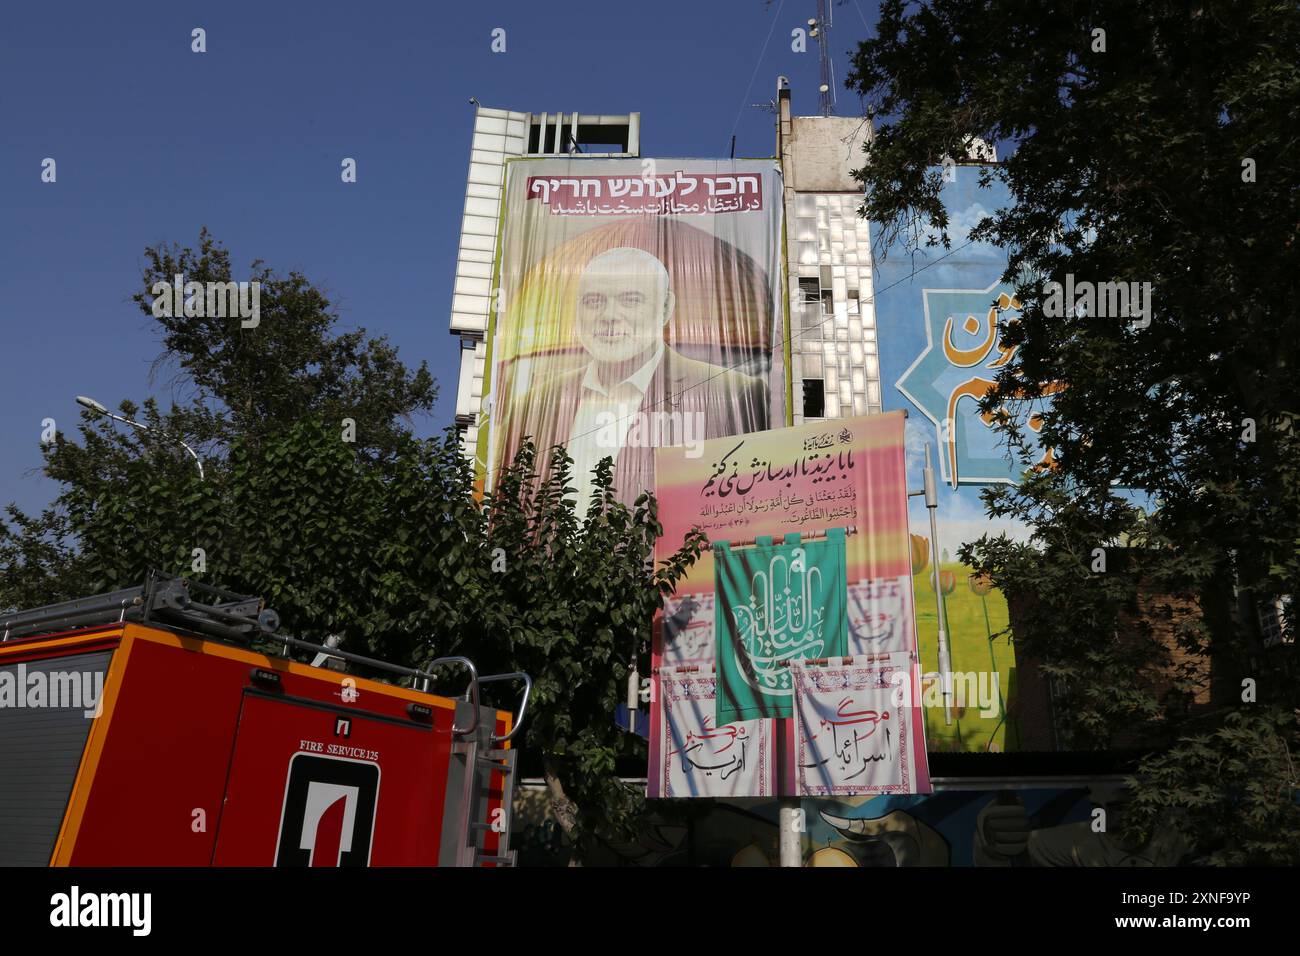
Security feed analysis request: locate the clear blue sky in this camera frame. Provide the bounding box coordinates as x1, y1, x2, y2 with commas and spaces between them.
0, 0, 878, 516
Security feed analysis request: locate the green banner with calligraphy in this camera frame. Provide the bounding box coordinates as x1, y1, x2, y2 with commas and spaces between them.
714, 529, 849, 722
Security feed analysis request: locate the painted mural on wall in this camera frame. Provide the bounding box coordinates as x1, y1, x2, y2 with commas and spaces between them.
873, 164, 1040, 755
511, 786, 1191, 866
801, 788, 1191, 866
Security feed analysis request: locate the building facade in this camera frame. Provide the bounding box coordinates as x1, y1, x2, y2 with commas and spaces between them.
445, 85, 885, 462
775, 80, 883, 425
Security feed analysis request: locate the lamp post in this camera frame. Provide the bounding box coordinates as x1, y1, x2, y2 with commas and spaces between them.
75, 395, 205, 480
907, 444, 954, 725
923, 444, 954, 725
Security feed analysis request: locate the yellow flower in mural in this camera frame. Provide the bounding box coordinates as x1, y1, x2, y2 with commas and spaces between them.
910, 534, 929, 575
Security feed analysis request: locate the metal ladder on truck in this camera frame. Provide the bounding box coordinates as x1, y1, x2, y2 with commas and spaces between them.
439, 673, 532, 867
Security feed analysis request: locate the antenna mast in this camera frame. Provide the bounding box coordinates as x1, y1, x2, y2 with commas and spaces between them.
812, 0, 835, 117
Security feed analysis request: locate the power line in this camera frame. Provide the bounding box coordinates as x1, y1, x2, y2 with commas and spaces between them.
728, 0, 787, 154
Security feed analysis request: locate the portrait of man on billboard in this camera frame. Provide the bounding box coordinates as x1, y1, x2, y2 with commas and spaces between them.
526, 247, 767, 509
493, 212, 778, 512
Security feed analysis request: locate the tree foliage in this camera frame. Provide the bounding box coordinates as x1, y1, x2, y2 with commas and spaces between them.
848, 0, 1299, 862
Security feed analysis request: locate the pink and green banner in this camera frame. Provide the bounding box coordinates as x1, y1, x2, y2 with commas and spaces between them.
649, 411, 931, 798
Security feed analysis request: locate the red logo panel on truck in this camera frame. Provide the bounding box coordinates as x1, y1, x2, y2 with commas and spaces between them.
213, 691, 447, 865
274, 753, 379, 867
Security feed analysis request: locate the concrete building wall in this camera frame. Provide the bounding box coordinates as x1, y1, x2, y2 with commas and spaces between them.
786, 115, 873, 192
777, 85, 882, 426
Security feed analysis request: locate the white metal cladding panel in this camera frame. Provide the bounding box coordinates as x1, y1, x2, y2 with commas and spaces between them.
475, 116, 508, 135
451, 109, 529, 338
459, 423, 479, 457
454, 276, 492, 297
452, 293, 491, 315
462, 214, 499, 237
467, 181, 502, 199
463, 196, 500, 219
456, 346, 478, 417
450, 314, 488, 334
0, 650, 113, 865
468, 162, 505, 186
471, 148, 508, 167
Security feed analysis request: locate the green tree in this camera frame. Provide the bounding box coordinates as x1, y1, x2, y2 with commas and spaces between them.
2, 228, 438, 611
848, 0, 1299, 863
466, 444, 707, 862
130, 226, 437, 460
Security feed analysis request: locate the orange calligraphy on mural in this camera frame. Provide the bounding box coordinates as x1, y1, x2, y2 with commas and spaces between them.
940, 293, 1062, 485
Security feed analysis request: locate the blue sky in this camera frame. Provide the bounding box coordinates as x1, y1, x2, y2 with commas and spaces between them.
0, 0, 879, 516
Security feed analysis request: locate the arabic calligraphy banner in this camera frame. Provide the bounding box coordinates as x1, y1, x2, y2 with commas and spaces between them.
714, 530, 848, 722
793, 657, 930, 797
650, 411, 930, 797
477, 157, 786, 513
654, 667, 776, 799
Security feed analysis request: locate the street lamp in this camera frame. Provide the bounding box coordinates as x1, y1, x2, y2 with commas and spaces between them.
908, 444, 954, 724
75, 395, 205, 480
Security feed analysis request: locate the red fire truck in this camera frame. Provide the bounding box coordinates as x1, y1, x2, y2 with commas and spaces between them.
0, 572, 530, 867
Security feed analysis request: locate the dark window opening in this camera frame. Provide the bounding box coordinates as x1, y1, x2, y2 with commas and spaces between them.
803, 379, 825, 419
573, 141, 625, 154
575, 123, 630, 152
527, 122, 631, 155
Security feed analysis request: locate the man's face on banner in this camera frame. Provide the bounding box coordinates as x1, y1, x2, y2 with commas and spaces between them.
575, 255, 672, 366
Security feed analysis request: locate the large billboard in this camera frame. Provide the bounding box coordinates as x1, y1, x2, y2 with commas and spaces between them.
479, 158, 787, 510
649, 412, 931, 798
873, 164, 1038, 754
